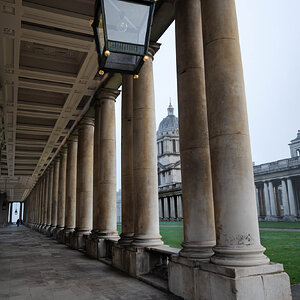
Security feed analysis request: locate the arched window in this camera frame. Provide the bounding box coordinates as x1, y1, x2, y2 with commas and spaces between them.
296, 149, 300, 157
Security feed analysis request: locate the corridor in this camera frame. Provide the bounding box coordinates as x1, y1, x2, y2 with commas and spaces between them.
0, 226, 172, 300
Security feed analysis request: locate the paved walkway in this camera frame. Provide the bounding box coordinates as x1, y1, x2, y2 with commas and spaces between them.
0, 226, 174, 300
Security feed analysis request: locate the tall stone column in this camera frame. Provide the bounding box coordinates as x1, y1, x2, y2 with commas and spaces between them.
38, 178, 45, 230
202, 0, 269, 266
42, 171, 49, 230
263, 182, 271, 216
174, 0, 215, 258
9, 202, 13, 224
281, 179, 290, 216
287, 178, 297, 216
71, 115, 94, 249
56, 146, 67, 240
255, 186, 260, 217
19, 202, 23, 222
93, 89, 119, 239
63, 132, 78, 242
119, 75, 134, 244
132, 45, 162, 247
50, 157, 60, 236
45, 165, 53, 233
268, 181, 277, 217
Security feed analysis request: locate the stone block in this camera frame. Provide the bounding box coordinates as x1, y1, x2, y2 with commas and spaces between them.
168, 255, 292, 300
69, 233, 87, 250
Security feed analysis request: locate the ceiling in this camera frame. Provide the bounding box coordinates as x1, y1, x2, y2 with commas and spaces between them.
0, 0, 174, 202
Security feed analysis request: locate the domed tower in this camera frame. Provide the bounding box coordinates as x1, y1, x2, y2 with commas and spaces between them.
157, 103, 181, 187
289, 130, 300, 157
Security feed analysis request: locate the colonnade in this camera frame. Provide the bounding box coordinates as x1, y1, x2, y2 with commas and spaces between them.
255, 177, 298, 220
23, 0, 291, 298
158, 194, 183, 220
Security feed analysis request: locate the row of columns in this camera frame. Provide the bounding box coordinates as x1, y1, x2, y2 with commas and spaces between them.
23, 0, 271, 270
158, 195, 183, 220
256, 177, 298, 219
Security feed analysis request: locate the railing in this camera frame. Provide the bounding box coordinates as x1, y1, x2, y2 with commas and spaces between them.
254, 156, 300, 175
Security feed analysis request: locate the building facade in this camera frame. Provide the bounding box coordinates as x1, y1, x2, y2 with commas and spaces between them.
157, 104, 182, 220
157, 108, 300, 222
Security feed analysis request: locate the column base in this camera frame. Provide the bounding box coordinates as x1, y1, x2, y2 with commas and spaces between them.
169, 255, 292, 300
62, 228, 74, 245
86, 232, 119, 259
70, 230, 90, 250
118, 232, 134, 245
46, 225, 56, 237
55, 227, 65, 242
179, 241, 215, 260
112, 244, 161, 277
211, 245, 270, 267
132, 233, 163, 247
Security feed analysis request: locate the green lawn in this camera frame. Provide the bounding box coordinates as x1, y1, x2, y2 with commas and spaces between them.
259, 221, 300, 229
160, 220, 300, 229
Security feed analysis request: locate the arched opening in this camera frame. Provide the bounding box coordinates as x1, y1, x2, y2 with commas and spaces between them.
296, 149, 300, 157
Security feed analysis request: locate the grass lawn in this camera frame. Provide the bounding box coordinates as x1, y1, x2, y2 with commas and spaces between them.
160, 220, 300, 229
159, 226, 300, 284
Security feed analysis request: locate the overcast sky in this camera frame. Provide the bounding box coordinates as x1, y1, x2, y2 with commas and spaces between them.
115, 0, 300, 190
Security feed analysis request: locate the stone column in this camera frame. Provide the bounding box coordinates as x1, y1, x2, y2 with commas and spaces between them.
132, 45, 162, 247
119, 75, 134, 244
281, 179, 290, 216
50, 157, 60, 236
177, 195, 183, 219
42, 171, 49, 230
163, 197, 169, 220
268, 181, 277, 217
9, 202, 13, 224
202, 0, 269, 266
71, 115, 94, 249
175, 0, 215, 259
19, 202, 23, 222
263, 182, 271, 216
45, 165, 53, 233
287, 178, 297, 216
170, 197, 176, 219
63, 132, 78, 242
255, 186, 260, 217
159, 198, 163, 219
56, 146, 67, 240
93, 89, 119, 239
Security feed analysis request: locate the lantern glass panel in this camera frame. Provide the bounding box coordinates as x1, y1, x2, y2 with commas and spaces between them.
103, 0, 150, 45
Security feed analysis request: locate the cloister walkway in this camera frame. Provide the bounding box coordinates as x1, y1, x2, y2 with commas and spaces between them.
0, 226, 174, 300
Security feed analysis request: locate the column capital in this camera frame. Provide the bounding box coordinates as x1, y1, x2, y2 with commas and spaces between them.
148, 42, 161, 60
79, 115, 94, 128
68, 129, 78, 143
95, 88, 120, 103
60, 144, 68, 155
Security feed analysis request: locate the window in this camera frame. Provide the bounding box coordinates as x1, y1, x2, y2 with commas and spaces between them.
161, 141, 164, 154
297, 149, 300, 157
173, 140, 176, 153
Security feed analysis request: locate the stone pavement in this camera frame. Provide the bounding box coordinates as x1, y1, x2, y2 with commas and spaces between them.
0, 226, 175, 300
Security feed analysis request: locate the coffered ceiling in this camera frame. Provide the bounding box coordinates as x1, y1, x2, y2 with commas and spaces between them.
0, 0, 174, 202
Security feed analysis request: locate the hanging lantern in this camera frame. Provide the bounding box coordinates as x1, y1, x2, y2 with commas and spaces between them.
92, 0, 157, 76
15, 208, 18, 215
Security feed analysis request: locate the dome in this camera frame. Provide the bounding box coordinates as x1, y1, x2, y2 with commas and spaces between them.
157, 103, 178, 134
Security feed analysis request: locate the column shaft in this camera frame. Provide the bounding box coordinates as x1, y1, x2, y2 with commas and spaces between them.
51, 158, 60, 229
132, 46, 162, 246
202, 0, 269, 266
76, 116, 94, 232
57, 148, 67, 230
281, 179, 290, 216
175, 0, 215, 258
287, 178, 297, 216
46, 166, 54, 228
64, 134, 78, 231
268, 182, 277, 216
93, 89, 119, 238
119, 75, 134, 244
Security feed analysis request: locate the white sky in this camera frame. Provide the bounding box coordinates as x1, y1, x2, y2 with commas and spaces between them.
115, 0, 300, 190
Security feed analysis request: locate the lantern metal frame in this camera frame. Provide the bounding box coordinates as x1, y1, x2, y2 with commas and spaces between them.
92, 0, 156, 75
